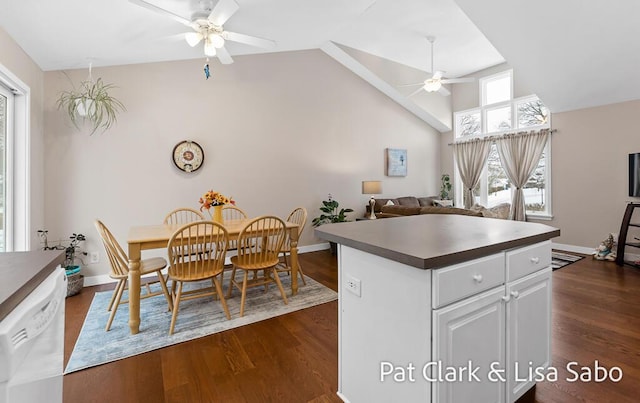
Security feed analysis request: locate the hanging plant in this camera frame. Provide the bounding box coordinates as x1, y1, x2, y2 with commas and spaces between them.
56, 69, 126, 135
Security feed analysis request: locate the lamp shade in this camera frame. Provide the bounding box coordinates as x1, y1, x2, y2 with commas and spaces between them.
362, 181, 382, 195
209, 33, 225, 48
204, 39, 217, 56
185, 32, 203, 47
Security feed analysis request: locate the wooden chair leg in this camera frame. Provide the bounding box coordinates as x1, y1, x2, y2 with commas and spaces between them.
284, 252, 307, 286
157, 270, 172, 311
271, 267, 288, 305
169, 281, 183, 335
297, 260, 307, 286
213, 277, 231, 320
239, 271, 249, 317
226, 266, 237, 298
105, 279, 127, 331
107, 279, 125, 312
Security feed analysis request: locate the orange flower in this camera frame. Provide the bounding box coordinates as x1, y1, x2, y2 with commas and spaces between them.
199, 189, 235, 211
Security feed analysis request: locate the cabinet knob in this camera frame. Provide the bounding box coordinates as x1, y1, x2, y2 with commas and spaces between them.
530, 257, 540, 264
501, 295, 511, 302
473, 274, 483, 283
511, 291, 520, 299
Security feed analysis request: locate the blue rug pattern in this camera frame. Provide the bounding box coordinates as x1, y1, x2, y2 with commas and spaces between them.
65, 273, 337, 374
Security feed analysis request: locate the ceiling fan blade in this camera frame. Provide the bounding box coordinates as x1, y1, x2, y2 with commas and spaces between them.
408, 87, 425, 97
129, 0, 193, 27
437, 86, 451, 96
216, 46, 234, 64
223, 31, 276, 49
441, 78, 475, 84
208, 0, 240, 26
397, 82, 425, 87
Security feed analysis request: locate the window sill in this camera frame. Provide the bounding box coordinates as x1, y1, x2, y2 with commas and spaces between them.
526, 213, 553, 221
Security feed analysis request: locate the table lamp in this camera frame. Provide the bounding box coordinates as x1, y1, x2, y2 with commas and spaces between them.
362, 181, 382, 219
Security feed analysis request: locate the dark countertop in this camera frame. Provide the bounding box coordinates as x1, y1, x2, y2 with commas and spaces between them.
0, 251, 66, 322
315, 214, 560, 269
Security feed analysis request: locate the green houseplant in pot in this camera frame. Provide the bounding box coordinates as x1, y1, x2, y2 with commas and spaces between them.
312, 194, 353, 255
38, 230, 87, 297
56, 74, 126, 135
440, 174, 452, 200
63, 233, 87, 297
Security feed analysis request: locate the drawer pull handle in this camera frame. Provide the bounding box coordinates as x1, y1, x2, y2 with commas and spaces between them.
473, 274, 483, 283
501, 295, 511, 302
511, 291, 520, 299
530, 257, 540, 264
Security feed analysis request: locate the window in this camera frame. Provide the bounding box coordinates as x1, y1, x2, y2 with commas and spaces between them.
0, 84, 10, 252
453, 70, 552, 218
1, 66, 30, 251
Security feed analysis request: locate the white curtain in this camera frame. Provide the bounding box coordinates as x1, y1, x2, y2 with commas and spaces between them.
495, 129, 550, 221
453, 140, 492, 209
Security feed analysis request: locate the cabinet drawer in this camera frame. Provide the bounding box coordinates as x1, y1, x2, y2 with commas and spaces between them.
432, 253, 505, 308
506, 240, 552, 281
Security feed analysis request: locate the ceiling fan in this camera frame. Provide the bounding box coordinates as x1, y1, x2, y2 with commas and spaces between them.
400, 36, 474, 97
129, 0, 276, 64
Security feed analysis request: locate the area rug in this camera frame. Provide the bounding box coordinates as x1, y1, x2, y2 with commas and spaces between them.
552, 251, 585, 270
64, 273, 337, 374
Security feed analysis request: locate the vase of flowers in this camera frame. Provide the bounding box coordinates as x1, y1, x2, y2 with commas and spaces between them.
199, 190, 235, 224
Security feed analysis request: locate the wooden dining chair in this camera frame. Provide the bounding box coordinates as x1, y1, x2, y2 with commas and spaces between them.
95, 219, 172, 331
222, 205, 248, 222
276, 207, 308, 285
163, 207, 205, 225
226, 216, 288, 317
167, 221, 231, 335
222, 205, 249, 254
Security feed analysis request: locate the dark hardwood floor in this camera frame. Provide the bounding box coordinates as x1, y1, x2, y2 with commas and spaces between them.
63, 250, 640, 402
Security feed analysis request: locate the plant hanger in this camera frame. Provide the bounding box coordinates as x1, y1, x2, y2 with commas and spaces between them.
56, 62, 126, 135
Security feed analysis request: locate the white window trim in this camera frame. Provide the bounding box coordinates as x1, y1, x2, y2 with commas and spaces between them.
454, 70, 552, 219
0, 62, 31, 251
480, 69, 513, 107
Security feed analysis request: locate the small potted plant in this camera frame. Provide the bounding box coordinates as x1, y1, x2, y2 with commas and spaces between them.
312, 194, 353, 255
440, 174, 452, 200
38, 230, 87, 297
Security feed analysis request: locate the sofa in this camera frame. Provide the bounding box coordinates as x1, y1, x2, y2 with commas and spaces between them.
368, 196, 440, 214
367, 196, 510, 219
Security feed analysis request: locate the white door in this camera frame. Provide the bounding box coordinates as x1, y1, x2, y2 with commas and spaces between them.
506, 267, 552, 402
433, 286, 506, 403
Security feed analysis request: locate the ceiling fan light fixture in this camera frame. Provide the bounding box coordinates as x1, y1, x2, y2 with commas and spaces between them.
204, 39, 217, 56
209, 33, 225, 48
185, 31, 203, 47
423, 79, 442, 92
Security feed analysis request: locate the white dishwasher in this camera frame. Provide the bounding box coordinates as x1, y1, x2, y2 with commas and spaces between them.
0, 265, 66, 403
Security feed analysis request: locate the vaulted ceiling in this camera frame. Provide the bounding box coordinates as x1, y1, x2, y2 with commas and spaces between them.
1, 0, 638, 115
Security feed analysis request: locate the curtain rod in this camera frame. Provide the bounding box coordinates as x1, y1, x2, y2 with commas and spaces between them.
448, 128, 556, 146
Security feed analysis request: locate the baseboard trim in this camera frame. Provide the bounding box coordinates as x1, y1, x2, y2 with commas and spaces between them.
551, 242, 594, 255
82, 242, 332, 287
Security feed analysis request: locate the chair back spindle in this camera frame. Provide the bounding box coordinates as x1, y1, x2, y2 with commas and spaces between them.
236, 216, 286, 268
163, 208, 205, 226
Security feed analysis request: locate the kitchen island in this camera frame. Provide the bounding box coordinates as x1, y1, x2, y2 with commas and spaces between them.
315, 214, 560, 403
0, 251, 66, 403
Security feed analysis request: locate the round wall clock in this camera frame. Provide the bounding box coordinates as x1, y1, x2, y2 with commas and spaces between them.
172, 140, 204, 173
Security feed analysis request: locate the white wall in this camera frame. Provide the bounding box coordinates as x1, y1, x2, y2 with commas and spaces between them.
43, 50, 441, 277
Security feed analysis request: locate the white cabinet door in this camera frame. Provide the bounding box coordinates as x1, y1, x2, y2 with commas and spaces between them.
433, 287, 506, 403
506, 267, 552, 402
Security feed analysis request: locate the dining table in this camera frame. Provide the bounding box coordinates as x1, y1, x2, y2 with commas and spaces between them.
126, 218, 300, 335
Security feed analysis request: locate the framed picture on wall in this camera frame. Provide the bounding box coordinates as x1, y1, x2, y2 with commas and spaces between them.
386, 148, 407, 176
